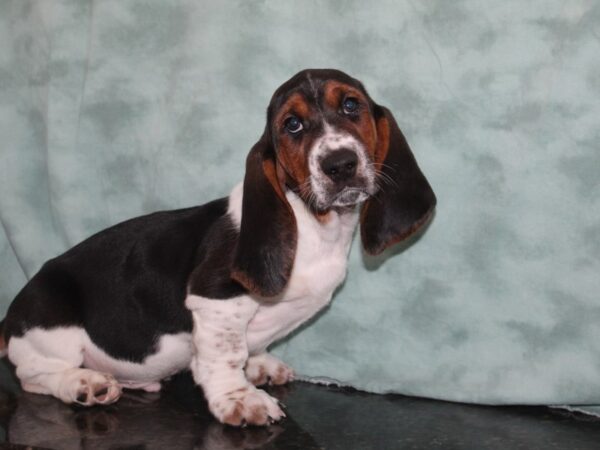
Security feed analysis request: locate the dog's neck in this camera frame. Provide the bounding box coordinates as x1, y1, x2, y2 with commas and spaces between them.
227, 182, 360, 229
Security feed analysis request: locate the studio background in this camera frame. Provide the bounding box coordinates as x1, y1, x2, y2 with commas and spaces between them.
1, 0, 599, 408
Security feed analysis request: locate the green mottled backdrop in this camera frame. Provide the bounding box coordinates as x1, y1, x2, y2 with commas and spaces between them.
1, 0, 599, 406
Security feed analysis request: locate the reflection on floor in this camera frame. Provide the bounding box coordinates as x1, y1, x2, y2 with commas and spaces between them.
1, 360, 600, 449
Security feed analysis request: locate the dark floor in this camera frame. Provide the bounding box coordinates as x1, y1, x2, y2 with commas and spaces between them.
1, 361, 600, 449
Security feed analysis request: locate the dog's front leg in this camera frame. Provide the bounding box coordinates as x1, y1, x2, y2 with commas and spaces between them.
186, 295, 285, 426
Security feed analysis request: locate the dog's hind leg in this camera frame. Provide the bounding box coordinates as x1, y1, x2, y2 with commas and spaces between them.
8, 327, 121, 406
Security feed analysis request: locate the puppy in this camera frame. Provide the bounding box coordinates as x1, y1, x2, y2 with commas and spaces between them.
0, 69, 436, 426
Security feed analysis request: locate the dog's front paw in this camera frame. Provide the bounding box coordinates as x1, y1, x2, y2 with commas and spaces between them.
245, 353, 295, 386
209, 386, 285, 426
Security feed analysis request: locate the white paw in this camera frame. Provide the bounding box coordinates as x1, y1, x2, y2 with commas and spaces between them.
209, 385, 285, 426
245, 353, 295, 386
141, 382, 162, 393
60, 369, 122, 406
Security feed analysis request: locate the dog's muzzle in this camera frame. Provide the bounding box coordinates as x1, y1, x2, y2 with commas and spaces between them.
312, 148, 375, 209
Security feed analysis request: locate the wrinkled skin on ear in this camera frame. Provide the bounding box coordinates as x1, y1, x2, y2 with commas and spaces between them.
361, 105, 437, 255
231, 131, 297, 297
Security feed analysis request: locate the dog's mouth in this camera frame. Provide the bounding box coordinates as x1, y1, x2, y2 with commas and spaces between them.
309, 173, 377, 212
303, 183, 371, 212
331, 187, 370, 208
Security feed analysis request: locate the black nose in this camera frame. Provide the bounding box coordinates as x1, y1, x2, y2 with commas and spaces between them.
320, 149, 358, 182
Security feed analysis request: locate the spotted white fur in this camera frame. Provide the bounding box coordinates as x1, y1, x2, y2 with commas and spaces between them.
309, 123, 376, 209
185, 294, 284, 425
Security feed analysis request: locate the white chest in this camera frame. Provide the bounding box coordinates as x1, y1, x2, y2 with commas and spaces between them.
283, 205, 356, 301
239, 188, 359, 353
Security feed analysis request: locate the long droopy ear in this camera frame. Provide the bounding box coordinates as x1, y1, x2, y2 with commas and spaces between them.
231, 132, 297, 297
361, 105, 437, 255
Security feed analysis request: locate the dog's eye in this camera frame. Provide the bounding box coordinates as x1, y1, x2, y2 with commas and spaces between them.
342, 97, 359, 114
284, 116, 303, 134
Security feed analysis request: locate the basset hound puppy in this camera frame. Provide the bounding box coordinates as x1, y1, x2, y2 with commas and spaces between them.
0, 69, 436, 426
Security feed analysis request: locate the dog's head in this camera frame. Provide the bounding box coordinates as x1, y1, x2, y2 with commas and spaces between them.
232, 69, 436, 297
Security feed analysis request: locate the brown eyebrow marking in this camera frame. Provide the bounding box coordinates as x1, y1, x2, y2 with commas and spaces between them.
274, 93, 311, 127
322, 80, 378, 157
323, 81, 369, 110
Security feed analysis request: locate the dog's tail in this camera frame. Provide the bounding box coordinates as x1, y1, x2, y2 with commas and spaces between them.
0, 319, 7, 358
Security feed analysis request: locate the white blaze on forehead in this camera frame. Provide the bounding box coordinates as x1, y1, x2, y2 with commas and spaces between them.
316, 123, 361, 152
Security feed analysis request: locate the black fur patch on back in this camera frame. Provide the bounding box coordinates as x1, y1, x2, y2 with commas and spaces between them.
4, 198, 243, 362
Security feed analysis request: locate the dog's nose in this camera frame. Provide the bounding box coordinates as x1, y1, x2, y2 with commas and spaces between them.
320, 149, 358, 182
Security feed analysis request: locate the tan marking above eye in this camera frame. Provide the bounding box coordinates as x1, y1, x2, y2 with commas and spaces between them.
321, 80, 378, 156
323, 81, 369, 111
275, 93, 311, 129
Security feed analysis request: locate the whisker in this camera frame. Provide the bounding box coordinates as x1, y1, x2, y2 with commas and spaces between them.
372, 168, 399, 189
366, 162, 399, 187
297, 176, 320, 210
370, 182, 385, 206
368, 161, 398, 174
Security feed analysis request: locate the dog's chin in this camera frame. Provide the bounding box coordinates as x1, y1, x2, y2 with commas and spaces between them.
308, 185, 372, 213
329, 188, 370, 209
